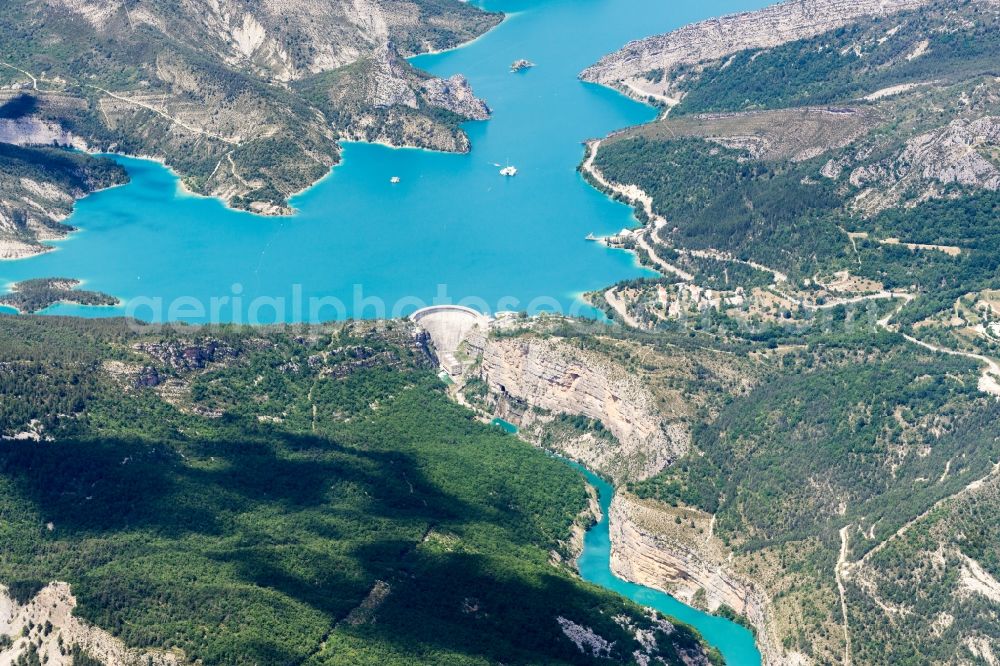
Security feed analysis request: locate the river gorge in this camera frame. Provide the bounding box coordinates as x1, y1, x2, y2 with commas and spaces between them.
571, 462, 762, 666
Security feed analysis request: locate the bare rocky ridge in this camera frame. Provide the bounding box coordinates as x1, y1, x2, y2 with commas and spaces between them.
0, 118, 86, 150
421, 74, 491, 121
580, 0, 930, 105
848, 114, 1000, 213
49, 0, 494, 83
0, 582, 181, 665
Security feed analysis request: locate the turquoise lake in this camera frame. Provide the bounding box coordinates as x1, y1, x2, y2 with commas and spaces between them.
2, 0, 770, 323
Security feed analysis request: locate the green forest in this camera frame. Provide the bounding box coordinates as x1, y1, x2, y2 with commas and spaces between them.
0, 278, 118, 314
593, 136, 848, 279
0, 315, 715, 666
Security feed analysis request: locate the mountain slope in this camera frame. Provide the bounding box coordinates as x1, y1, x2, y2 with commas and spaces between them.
0, 140, 126, 259
0, 314, 721, 666
579, 0, 930, 106
571, 1, 1000, 663
0, 0, 501, 254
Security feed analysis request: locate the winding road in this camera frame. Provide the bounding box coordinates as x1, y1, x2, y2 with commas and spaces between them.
582, 139, 1000, 399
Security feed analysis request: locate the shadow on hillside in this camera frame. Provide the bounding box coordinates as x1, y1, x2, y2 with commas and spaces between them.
0, 418, 502, 654
0, 418, 475, 533
0, 93, 38, 119
0, 372, 594, 663
326, 547, 631, 664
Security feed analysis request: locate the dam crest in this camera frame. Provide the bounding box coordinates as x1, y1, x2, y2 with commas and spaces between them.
409, 305, 491, 376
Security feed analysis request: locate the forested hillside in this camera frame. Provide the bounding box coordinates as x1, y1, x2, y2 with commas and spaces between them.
0, 315, 719, 666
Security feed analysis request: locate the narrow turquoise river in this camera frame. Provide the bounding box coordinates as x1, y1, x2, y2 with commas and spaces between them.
2, 0, 770, 323
492, 419, 761, 665
570, 462, 761, 666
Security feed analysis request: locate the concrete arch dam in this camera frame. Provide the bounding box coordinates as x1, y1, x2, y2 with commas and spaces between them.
409, 305, 490, 376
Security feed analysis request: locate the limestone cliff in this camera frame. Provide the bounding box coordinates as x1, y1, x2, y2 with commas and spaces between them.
0, 582, 181, 665
580, 0, 929, 105
464, 325, 690, 482
607, 494, 790, 665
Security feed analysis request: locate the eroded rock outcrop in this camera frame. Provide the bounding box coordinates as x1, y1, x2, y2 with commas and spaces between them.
0, 582, 181, 666
558, 610, 717, 665
421, 74, 491, 121
366, 42, 421, 109
580, 0, 929, 105
849, 115, 1000, 212
135, 338, 239, 372
329, 45, 491, 152
464, 325, 689, 482
607, 494, 788, 665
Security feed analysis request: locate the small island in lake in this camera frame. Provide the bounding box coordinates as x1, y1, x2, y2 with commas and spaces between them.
510, 59, 535, 72
0, 278, 118, 314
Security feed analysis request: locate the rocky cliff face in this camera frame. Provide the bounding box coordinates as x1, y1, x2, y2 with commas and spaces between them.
49, 0, 499, 83
607, 494, 791, 665
464, 326, 689, 482
848, 115, 1000, 213
580, 0, 929, 105
0, 582, 181, 665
